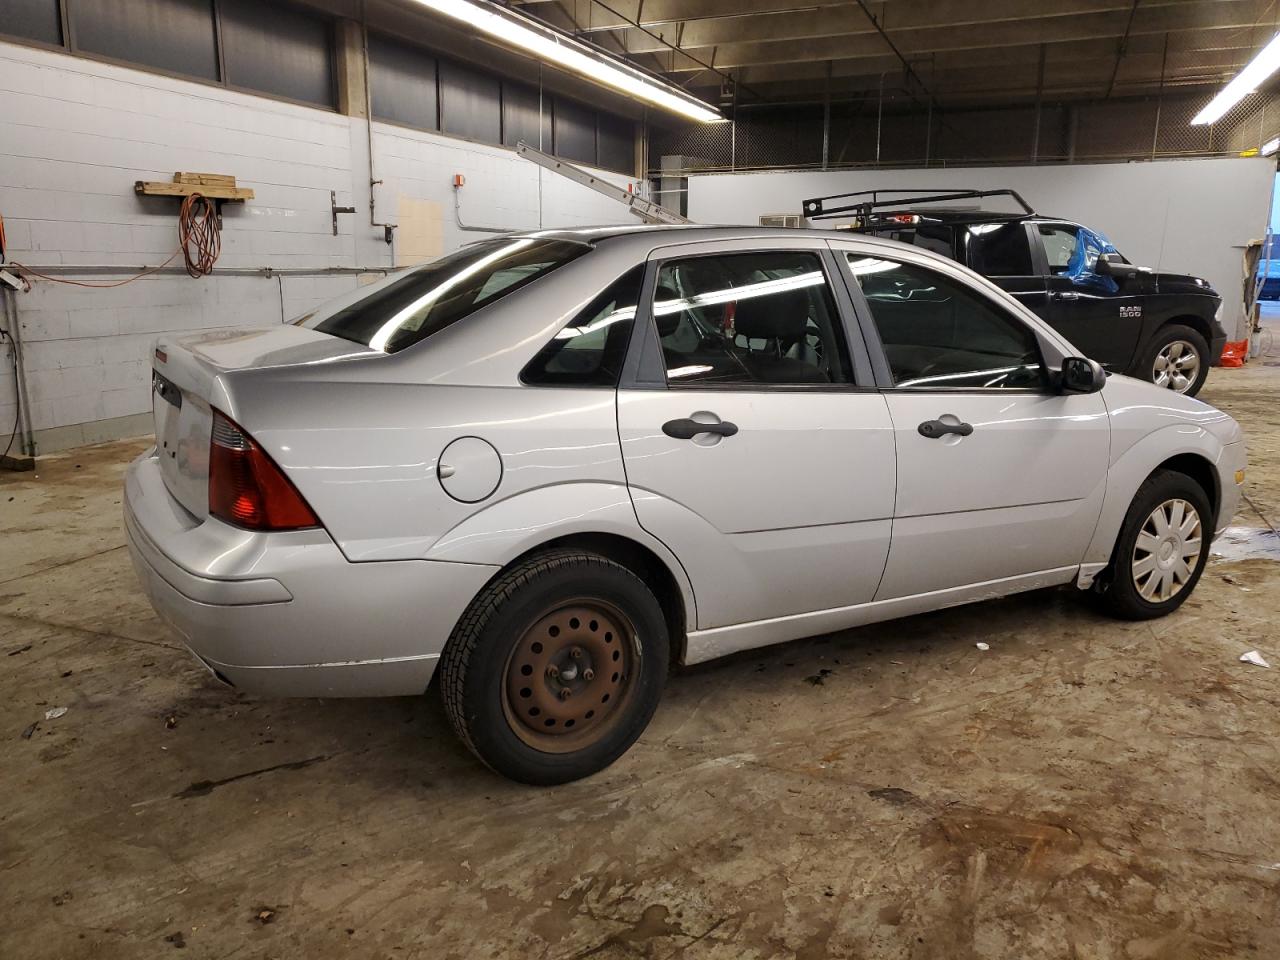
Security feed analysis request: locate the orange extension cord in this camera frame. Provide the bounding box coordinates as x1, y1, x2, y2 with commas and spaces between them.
6, 193, 222, 288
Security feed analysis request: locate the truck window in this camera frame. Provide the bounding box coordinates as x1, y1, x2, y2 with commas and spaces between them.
1038, 225, 1080, 275
876, 224, 955, 259
966, 222, 1033, 276
1038, 223, 1122, 292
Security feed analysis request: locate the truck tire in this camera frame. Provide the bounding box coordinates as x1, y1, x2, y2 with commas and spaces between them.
1138, 324, 1210, 396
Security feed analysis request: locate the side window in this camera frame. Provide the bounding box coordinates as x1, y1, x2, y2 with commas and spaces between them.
1040, 223, 1120, 292
875, 225, 956, 259
847, 255, 1045, 390
521, 266, 643, 386
1038, 225, 1080, 275
654, 251, 853, 387
966, 222, 1034, 276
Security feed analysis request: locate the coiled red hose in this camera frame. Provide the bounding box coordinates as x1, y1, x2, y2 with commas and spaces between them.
179, 193, 221, 278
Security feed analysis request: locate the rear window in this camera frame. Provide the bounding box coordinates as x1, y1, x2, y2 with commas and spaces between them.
966, 222, 1033, 276
871, 224, 956, 259
296, 238, 588, 353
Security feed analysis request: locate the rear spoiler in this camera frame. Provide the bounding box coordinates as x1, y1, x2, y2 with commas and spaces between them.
801, 188, 1037, 223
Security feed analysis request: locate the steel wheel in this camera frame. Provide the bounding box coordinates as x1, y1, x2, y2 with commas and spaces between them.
502, 600, 638, 754
1130, 498, 1203, 603
1152, 340, 1201, 394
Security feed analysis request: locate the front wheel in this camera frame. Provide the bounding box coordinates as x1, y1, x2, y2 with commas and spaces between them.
1093, 469, 1212, 620
439, 550, 669, 785
1139, 324, 1209, 396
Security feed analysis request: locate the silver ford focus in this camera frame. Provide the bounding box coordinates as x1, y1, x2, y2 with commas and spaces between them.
125, 225, 1246, 783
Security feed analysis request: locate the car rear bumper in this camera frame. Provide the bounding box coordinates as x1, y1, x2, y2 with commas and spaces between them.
123, 451, 497, 697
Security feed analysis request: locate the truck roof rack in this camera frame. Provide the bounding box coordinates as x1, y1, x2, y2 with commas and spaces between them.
801, 188, 1037, 222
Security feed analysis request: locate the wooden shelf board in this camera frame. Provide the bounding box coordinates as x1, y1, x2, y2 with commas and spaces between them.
135, 181, 254, 201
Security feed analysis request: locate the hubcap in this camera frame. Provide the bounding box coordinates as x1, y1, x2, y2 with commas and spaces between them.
503, 601, 637, 753
1152, 340, 1200, 394
1131, 498, 1202, 603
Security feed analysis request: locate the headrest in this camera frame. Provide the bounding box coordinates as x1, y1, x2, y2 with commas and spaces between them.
653, 284, 682, 337
733, 289, 810, 341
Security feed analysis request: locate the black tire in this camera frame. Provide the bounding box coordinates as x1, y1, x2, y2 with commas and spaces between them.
439, 549, 668, 785
1093, 469, 1213, 621
1136, 323, 1210, 397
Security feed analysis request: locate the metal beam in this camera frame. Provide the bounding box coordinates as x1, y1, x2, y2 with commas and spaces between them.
684, 40, 1259, 107
609, 0, 1212, 55
1105, 0, 1143, 97
651, 5, 1266, 74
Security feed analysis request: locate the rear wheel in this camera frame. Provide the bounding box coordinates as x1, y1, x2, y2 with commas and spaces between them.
1094, 469, 1212, 620
1140, 324, 1209, 396
439, 550, 668, 784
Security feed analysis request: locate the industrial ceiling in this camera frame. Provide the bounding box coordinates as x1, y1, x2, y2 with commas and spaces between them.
511, 0, 1280, 109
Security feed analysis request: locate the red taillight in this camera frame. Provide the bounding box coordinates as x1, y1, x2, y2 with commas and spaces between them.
209, 411, 319, 530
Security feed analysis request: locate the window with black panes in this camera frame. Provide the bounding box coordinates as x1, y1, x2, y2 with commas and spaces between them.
848, 255, 1045, 390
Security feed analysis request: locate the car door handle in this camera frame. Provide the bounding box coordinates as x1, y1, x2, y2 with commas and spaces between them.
918, 419, 974, 439
662, 417, 739, 440
1053, 290, 1080, 301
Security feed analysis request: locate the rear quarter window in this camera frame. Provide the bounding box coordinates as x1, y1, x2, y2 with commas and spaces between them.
521, 265, 645, 387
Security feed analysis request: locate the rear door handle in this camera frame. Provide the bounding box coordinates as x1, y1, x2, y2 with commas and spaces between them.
918, 419, 973, 439
662, 417, 739, 440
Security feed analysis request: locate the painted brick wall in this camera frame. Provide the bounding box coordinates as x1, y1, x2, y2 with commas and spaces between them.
0, 40, 638, 452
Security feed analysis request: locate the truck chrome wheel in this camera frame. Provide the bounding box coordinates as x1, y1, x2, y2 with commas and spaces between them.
1131, 498, 1202, 602
503, 601, 637, 753
1152, 340, 1200, 394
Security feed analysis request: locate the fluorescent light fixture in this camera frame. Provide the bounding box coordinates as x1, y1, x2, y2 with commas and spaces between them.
1264, 137, 1280, 156
1192, 32, 1280, 125
410, 0, 722, 123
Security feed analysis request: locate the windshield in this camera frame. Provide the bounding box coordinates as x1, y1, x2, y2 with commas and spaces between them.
295, 238, 589, 353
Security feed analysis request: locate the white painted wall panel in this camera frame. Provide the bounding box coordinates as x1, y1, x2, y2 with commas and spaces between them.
0, 40, 639, 450
688, 159, 1274, 342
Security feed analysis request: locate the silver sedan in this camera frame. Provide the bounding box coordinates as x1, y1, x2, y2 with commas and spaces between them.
125, 225, 1246, 783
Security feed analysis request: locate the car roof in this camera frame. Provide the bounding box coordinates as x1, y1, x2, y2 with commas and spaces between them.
500, 223, 925, 254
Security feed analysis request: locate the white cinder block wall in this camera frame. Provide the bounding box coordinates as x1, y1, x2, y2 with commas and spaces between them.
0, 40, 638, 452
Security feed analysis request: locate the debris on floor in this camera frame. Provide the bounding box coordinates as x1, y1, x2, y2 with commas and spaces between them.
163, 931, 186, 949
20, 722, 37, 740
1240, 650, 1270, 668
1212, 526, 1280, 563
7, 644, 32, 656
976, 642, 991, 651
868, 787, 918, 806
253, 907, 278, 925
805, 668, 834, 685
43, 706, 68, 720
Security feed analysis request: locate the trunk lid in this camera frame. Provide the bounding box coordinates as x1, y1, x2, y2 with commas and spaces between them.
150, 326, 377, 519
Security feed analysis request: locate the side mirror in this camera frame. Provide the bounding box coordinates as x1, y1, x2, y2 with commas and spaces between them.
1060, 356, 1107, 394
1095, 253, 1139, 279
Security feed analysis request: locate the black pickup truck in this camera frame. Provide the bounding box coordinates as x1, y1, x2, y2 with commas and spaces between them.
802, 189, 1227, 396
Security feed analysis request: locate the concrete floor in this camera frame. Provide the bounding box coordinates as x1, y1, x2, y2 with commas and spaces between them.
3, 362, 1279, 960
